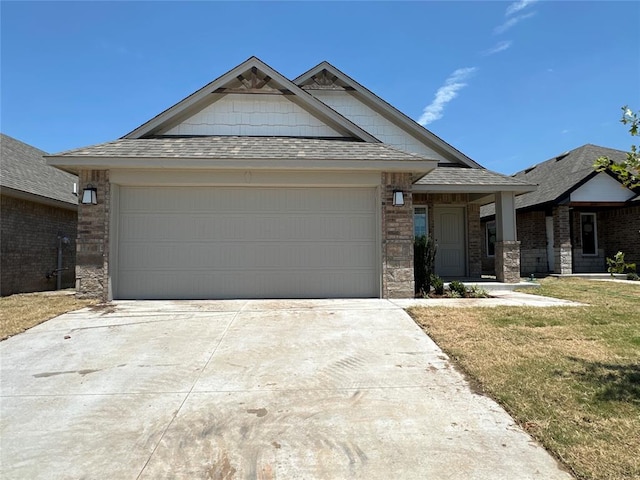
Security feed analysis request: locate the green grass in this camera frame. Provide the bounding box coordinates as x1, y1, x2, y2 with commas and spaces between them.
409, 277, 640, 480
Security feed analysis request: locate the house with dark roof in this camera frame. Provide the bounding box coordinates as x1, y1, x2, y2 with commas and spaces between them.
481, 144, 639, 276
1, 134, 78, 295
46, 57, 535, 301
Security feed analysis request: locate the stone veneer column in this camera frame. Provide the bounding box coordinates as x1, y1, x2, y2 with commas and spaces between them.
76, 170, 110, 301
553, 205, 572, 274
381, 172, 414, 298
494, 191, 521, 283
495, 240, 521, 283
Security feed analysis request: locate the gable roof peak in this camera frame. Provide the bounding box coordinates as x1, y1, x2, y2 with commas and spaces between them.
123, 57, 379, 143
294, 61, 483, 169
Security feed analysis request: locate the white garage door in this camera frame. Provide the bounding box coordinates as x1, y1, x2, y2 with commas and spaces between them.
116, 186, 378, 299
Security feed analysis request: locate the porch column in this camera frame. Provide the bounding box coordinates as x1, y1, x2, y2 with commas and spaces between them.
381, 172, 414, 298
494, 191, 521, 283
76, 169, 110, 301
553, 205, 572, 274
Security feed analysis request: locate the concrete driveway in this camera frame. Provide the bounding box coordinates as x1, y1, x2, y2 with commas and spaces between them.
1, 299, 571, 479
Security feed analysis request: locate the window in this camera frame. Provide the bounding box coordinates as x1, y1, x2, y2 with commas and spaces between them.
486, 221, 496, 257
414, 207, 428, 238
580, 213, 598, 255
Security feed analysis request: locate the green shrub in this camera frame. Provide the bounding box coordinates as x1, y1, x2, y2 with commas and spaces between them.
430, 274, 444, 295
468, 285, 490, 298
449, 280, 467, 297
627, 272, 640, 281
414, 235, 437, 295
606, 251, 636, 275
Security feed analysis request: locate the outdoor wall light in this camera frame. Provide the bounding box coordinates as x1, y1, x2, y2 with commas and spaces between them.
81, 185, 98, 205
392, 190, 404, 206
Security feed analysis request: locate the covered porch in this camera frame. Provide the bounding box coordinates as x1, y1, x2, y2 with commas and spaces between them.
412, 167, 536, 283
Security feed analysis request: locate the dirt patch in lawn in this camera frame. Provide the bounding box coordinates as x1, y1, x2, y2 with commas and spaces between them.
0, 291, 96, 340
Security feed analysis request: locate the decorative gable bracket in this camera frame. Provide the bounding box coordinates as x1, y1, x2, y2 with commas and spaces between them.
213, 66, 292, 95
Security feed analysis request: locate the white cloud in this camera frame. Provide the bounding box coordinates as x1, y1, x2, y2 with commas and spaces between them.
506, 0, 538, 17
418, 67, 478, 126
482, 40, 513, 56
494, 12, 536, 34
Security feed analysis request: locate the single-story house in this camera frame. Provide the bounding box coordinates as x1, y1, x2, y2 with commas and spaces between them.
47, 56, 535, 301
481, 144, 639, 275
1, 134, 78, 296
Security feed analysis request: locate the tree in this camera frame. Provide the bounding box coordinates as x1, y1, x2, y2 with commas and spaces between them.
593, 106, 639, 188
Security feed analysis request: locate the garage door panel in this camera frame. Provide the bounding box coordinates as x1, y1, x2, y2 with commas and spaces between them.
120, 214, 375, 243
119, 241, 376, 270
117, 269, 376, 300
117, 187, 378, 299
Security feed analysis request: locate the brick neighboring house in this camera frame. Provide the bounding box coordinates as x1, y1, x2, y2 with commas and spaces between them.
47, 57, 535, 301
481, 144, 639, 276
1, 134, 78, 295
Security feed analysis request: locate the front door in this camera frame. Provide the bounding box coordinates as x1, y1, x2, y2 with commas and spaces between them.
434, 206, 466, 277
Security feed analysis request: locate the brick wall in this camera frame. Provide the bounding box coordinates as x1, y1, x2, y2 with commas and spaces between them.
414, 193, 470, 205
480, 219, 495, 274
599, 205, 640, 270
484, 204, 638, 276
76, 170, 110, 300
382, 172, 414, 297
1, 194, 77, 296
572, 248, 605, 272
517, 210, 549, 274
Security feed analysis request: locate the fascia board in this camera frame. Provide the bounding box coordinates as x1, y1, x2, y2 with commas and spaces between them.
123, 57, 379, 143
295, 62, 482, 168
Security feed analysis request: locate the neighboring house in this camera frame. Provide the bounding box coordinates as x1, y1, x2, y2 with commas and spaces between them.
47, 57, 534, 301
481, 144, 639, 275
1, 134, 78, 296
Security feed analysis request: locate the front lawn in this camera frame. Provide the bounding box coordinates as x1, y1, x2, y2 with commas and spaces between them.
408, 277, 640, 480
0, 291, 95, 340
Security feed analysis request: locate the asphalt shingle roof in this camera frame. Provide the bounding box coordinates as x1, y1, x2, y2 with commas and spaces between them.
1, 134, 78, 205
481, 144, 631, 217
52, 136, 434, 162
416, 166, 535, 188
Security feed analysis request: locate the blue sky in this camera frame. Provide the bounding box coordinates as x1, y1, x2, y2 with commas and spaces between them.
2, 1, 639, 174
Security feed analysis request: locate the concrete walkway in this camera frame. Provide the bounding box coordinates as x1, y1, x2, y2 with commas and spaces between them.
1, 300, 572, 479
393, 289, 586, 308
